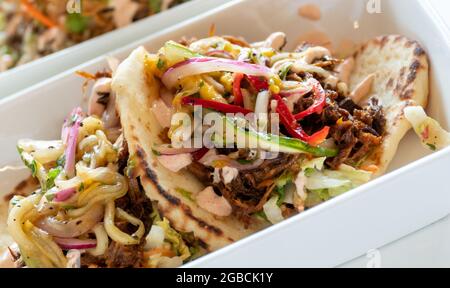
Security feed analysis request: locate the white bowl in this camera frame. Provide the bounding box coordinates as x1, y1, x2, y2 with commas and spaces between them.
0, 0, 449, 267
0, 0, 231, 99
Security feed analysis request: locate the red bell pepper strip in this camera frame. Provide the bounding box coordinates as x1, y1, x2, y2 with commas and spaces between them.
181, 97, 253, 115
274, 94, 329, 146
247, 75, 269, 91
306, 126, 330, 146
294, 78, 327, 120
232, 73, 245, 106
192, 147, 210, 161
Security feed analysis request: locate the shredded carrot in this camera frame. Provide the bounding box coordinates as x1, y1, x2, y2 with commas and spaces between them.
20, 0, 58, 28
208, 23, 216, 37
144, 247, 176, 258
361, 164, 379, 174
76, 70, 97, 80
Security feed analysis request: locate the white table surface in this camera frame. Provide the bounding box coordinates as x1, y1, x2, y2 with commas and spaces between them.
342, 0, 450, 268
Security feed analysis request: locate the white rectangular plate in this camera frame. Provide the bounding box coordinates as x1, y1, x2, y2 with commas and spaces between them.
1, 0, 449, 267
0, 0, 231, 99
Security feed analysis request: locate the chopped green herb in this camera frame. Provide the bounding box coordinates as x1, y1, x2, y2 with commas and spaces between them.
78, 182, 85, 192
236, 158, 252, 165
175, 188, 195, 202
56, 155, 66, 167
17, 146, 37, 177
199, 80, 205, 88
426, 143, 437, 151
157, 58, 166, 70
45, 193, 55, 202
10, 196, 22, 207
278, 63, 293, 80
253, 210, 268, 221
46, 167, 62, 189
276, 186, 286, 206
304, 167, 316, 177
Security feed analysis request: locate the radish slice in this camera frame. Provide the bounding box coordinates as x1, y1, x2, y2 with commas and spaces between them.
62, 108, 84, 178
61, 107, 83, 145
54, 237, 97, 250
64, 121, 81, 178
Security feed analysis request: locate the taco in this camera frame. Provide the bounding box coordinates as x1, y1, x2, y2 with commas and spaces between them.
1, 32, 438, 268
111, 32, 430, 252
2, 69, 204, 268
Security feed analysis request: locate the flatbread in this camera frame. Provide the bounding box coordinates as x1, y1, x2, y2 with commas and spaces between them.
112, 47, 265, 252
113, 34, 430, 249
349, 35, 429, 175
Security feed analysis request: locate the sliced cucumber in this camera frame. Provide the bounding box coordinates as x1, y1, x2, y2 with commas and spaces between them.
222, 117, 338, 157
161, 41, 201, 68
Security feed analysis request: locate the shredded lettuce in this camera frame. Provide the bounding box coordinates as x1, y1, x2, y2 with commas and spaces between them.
263, 195, 284, 224
155, 218, 191, 261
324, 164, 372, 186
301, 156, 327, 171
179, 231, 203, 260
274, 171, 294, 205
282, 183, 296, 204
305, 189, 328, 207
300, 157, 373, 208
305, 172, 351, 190
253, 210, 269, 221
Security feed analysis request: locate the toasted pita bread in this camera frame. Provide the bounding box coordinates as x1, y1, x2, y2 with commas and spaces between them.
113, 34, 429, 249
349, 35, 429, 175
112, 47, 265, 252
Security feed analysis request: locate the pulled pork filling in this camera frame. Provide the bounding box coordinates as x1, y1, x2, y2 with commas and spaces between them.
185, 43, 386, 217
189, 153, 301, 216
